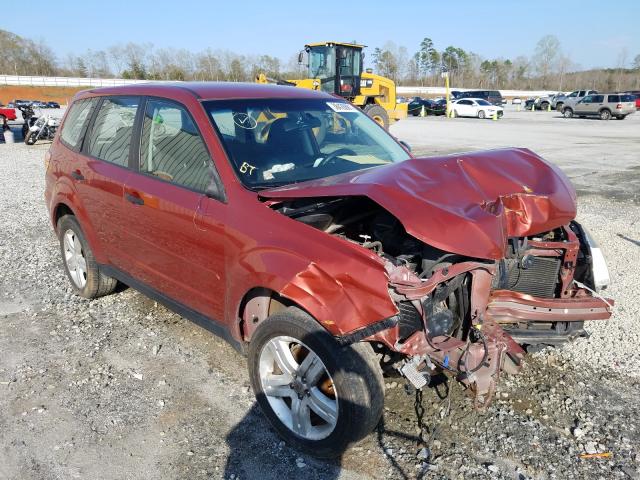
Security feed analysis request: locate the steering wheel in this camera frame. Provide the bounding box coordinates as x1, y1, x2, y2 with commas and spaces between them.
316, 148, 357, 167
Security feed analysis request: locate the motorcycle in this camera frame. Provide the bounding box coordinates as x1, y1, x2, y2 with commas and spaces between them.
24, 113, 59, 145
17, 105, 36, 139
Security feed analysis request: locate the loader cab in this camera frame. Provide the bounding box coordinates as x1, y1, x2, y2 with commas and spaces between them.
305, 42, 363, 98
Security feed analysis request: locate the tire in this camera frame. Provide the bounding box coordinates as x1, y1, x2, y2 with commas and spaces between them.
556, 102, 564, 112
24, 130, 37, 145
563, 108, 574, 118
478, 110, 486, 119
248, 308, 384, 458
57, 215, 118, 299
363, 104, 390, 130
541, 102, 549, 110
599, 109, 611, 120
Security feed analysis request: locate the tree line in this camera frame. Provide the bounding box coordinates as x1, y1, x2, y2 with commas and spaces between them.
1, 29, 639, 92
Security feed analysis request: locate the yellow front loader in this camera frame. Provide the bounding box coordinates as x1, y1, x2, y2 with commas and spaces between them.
256, 42, 407, 129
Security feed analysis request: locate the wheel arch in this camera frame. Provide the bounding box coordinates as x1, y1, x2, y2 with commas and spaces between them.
51, 198, 108, 263
227, 249, 398, 343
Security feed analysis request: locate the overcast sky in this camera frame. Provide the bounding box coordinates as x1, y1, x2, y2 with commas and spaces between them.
3, 0, 639, 70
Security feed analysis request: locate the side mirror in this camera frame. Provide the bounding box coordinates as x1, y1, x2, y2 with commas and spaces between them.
399, 140, 412, 152
297, 50, 304, 64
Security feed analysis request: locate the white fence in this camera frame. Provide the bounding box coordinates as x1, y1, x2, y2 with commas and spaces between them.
397, 86, 558, 98
0, 75, 154, 88
0, 74, 559, 98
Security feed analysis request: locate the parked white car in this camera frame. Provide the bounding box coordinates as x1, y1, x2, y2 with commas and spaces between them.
452, 98, 504, 119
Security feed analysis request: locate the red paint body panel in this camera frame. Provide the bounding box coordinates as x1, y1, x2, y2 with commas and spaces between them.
0, 107, 17, 121
260, 148, 577, 260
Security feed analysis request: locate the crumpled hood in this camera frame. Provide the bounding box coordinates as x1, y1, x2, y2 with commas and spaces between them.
260, 148, 577, 260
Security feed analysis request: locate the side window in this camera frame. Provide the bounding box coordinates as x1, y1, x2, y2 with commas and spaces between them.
607, 95, 619, 103
592, 95, 604, 103
87, 97, 139, 166
59, 98, 98, 149
582, 96, 593, 103
139, 99, 213, 192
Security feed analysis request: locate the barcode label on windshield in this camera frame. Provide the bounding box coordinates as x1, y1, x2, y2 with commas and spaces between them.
327, 102, 358, 112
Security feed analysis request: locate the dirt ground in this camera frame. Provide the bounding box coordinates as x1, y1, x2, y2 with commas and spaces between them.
0, 86, 85, 106
1, 109, 640, 479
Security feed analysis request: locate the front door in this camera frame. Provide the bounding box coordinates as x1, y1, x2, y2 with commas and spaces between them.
120, 98, 227, 320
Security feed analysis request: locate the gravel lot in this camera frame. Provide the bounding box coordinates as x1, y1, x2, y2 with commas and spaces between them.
1, 111, 639, 480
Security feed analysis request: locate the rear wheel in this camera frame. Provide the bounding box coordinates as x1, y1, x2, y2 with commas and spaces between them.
363, 104, 390, 130
563, 108, 574, 118
541, 102, 549, 110
478, 110, 486, 119
556, 102, 564, 112
57, 215, 118, 298
248, 309, 384, 458
599, 109, 611, 120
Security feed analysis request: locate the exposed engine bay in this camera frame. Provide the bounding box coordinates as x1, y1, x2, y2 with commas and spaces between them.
271, 195, 614, 407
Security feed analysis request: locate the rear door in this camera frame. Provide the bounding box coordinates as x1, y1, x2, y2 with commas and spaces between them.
120, 97, 227, 320
76, 96, 141, 269
456, 99, 473, 116
590, 94, 605, 114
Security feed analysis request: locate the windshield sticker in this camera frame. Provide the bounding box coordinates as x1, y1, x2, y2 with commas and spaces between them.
326, 102, 358, 113
239, 162, 257, 175
232, 112, 258, 129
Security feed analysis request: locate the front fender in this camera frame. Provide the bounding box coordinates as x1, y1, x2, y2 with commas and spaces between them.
226, 246, 398, 336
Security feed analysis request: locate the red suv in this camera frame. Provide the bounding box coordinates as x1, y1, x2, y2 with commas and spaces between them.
45, 83, 613, 457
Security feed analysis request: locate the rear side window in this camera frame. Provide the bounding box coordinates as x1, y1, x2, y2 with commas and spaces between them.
59, 98, 97, 149
620, 94, 634, 102
592, 95, 604, 103
608, 95, 620, 103
86, 97, 140, 167
139, 99, 213, 192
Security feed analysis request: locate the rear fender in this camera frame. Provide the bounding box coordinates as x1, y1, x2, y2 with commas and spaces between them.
49, 180, 107, 263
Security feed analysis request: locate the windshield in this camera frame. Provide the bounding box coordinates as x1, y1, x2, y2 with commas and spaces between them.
204, 98, 411, 189
476, 99, 492, 106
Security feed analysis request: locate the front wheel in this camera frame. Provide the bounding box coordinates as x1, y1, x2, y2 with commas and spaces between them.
563, 108, 574, 118
478, 110, 486, 119
599, 109, 611, 120
248, 309, 384, 458
24, 130, 37, 145
363, 104, 390, 130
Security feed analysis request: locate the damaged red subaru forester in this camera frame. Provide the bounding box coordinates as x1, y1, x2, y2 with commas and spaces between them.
45, 83, 613, 457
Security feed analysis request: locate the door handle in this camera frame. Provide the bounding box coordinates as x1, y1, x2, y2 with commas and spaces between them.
125, 192, 144, 206
71, 170, 84, 181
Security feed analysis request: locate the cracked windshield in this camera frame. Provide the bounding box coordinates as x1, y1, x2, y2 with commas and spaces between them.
205, 98, 410, 188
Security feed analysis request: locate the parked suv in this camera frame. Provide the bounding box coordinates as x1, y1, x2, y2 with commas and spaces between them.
45, 83, 612, 457
456, 90, 504, 105
562, 93, 636, 120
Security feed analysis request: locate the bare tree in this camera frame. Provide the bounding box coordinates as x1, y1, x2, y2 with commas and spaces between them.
533, 35, 561, 88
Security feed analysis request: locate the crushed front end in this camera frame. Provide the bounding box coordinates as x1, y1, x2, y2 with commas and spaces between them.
370, 221, 613, 407
261, 149, 614, 407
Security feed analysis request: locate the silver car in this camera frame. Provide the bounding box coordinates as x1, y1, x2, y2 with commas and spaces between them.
562, 93, 636, 120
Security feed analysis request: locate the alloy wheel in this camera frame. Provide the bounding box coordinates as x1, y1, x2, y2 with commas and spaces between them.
63, 229, 87, 288
258, 335, 338, 440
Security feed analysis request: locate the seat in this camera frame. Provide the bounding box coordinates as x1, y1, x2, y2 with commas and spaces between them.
265, 117, 316, 165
